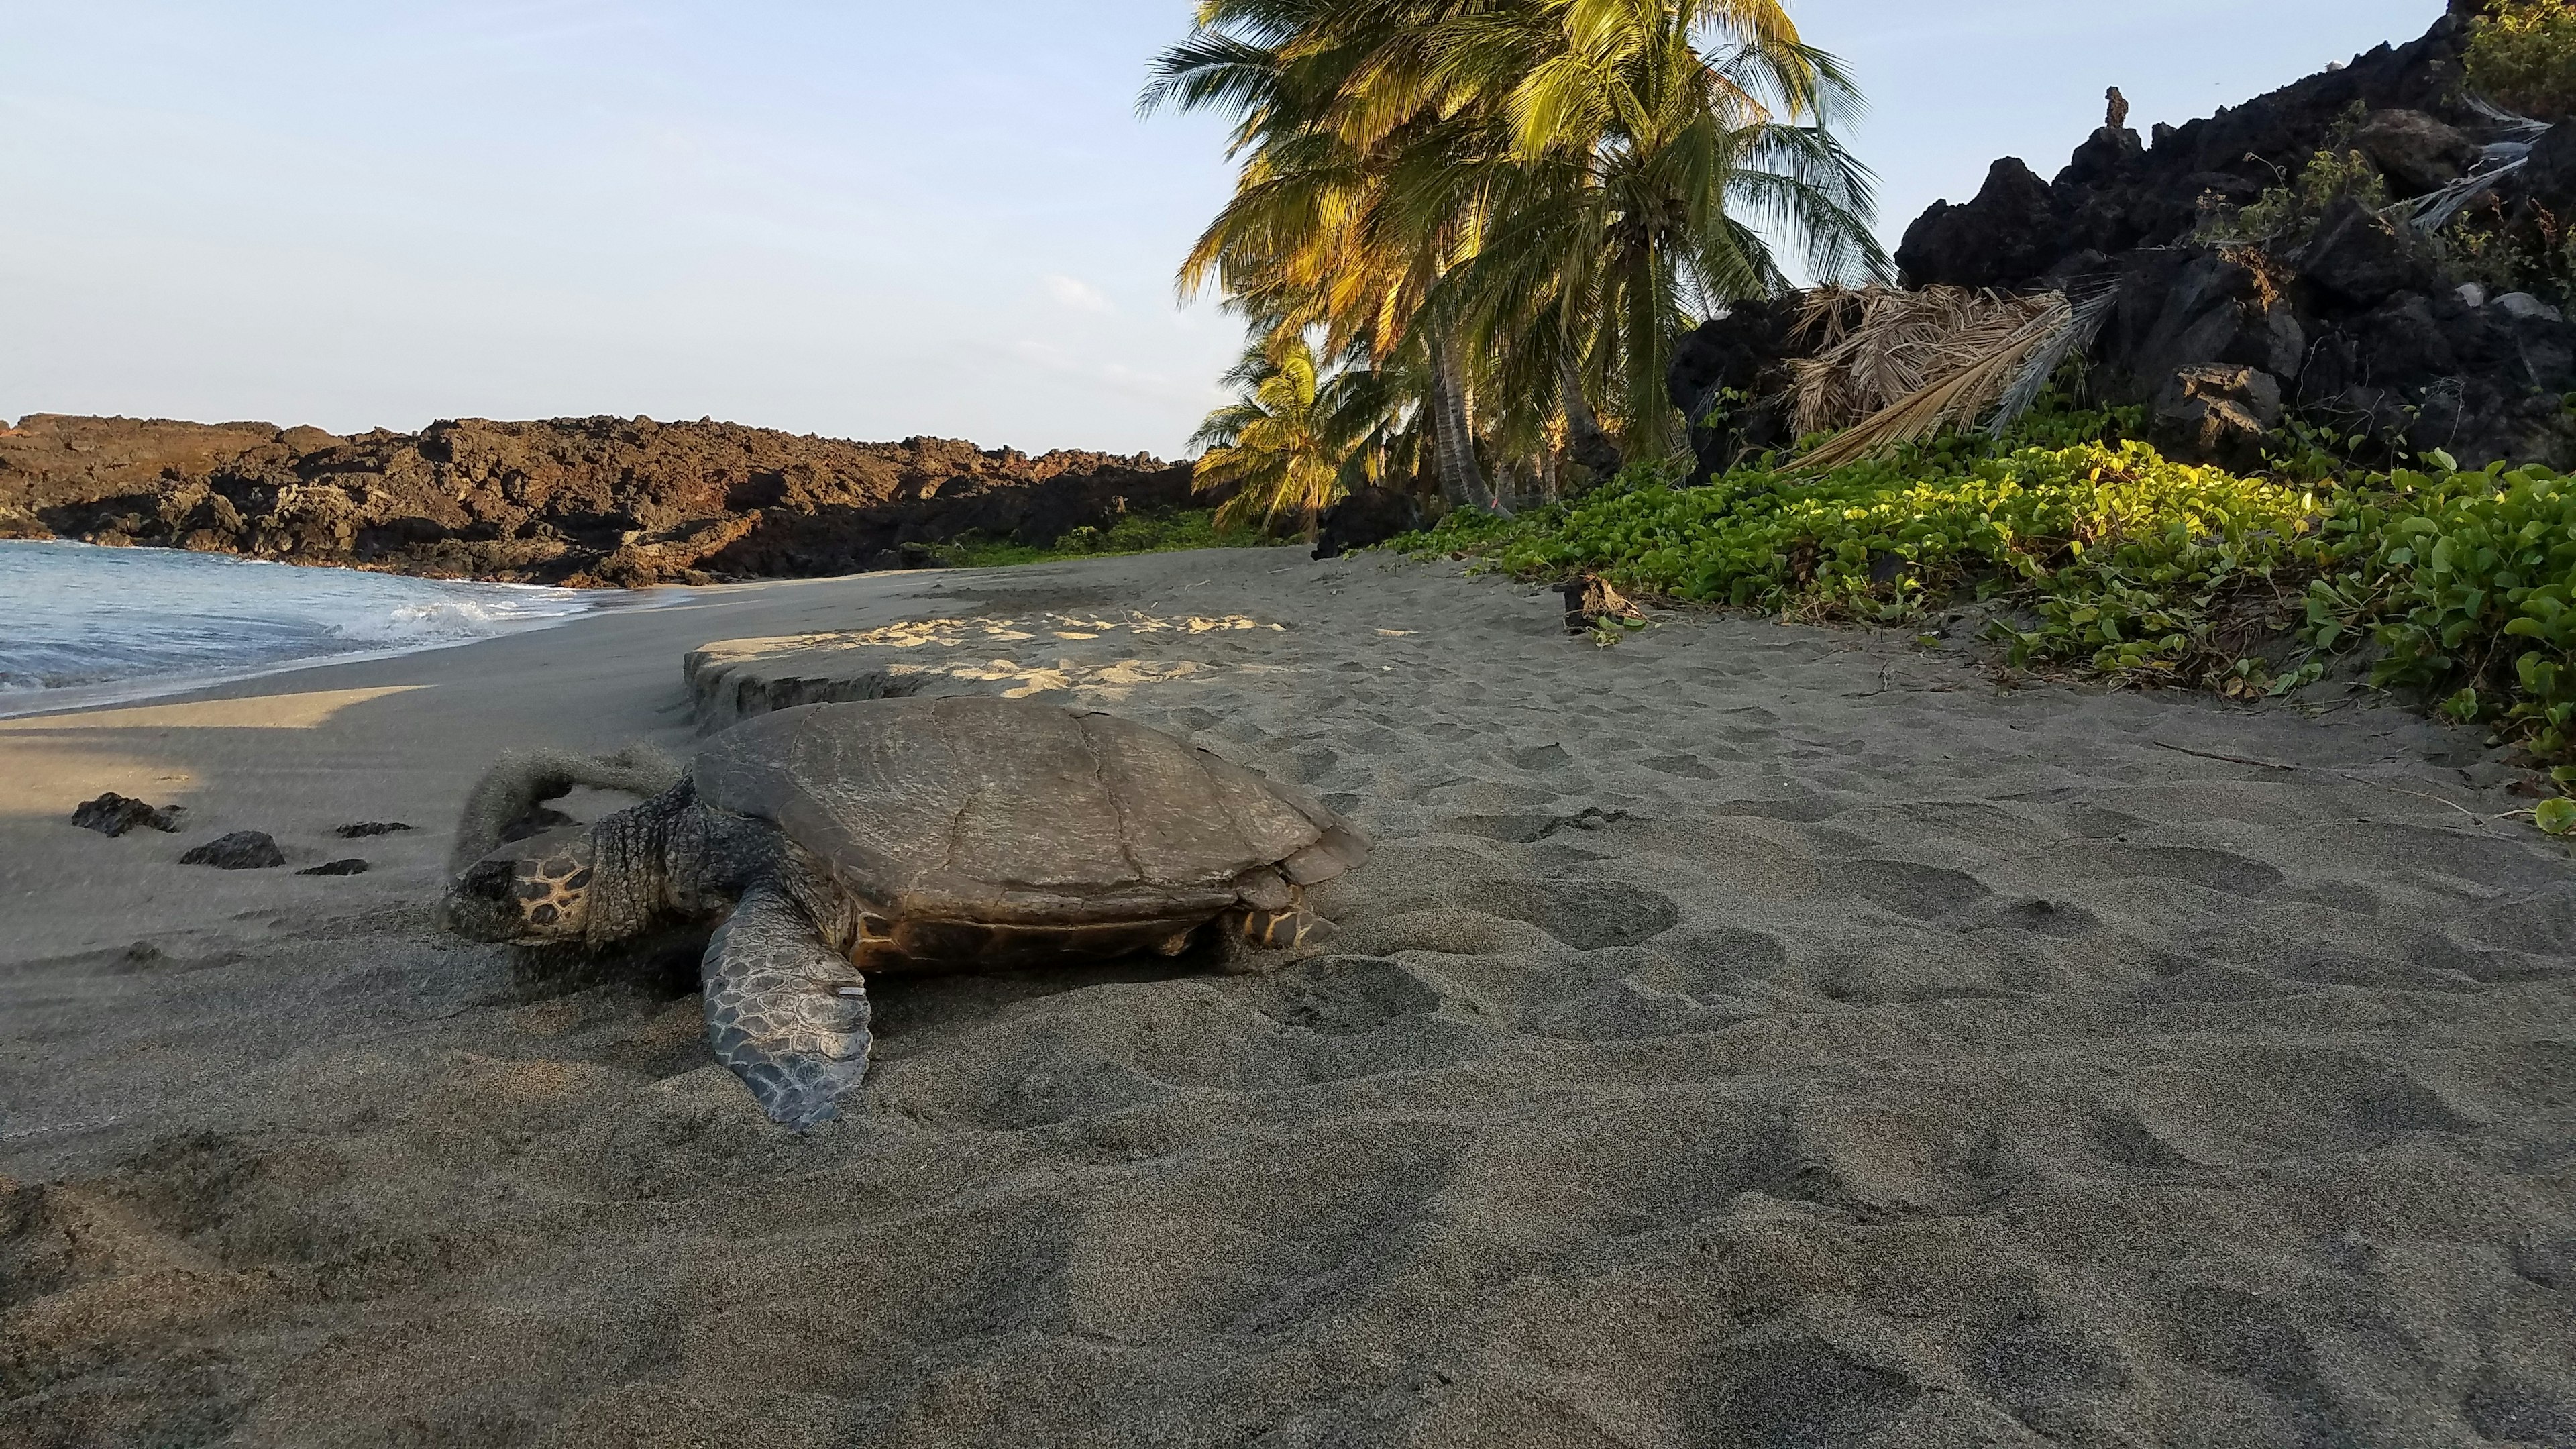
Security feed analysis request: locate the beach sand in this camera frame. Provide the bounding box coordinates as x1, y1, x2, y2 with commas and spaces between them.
3, 549, 2572, 1448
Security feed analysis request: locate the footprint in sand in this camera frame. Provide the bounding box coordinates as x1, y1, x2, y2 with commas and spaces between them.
1448, 879, 1680, 951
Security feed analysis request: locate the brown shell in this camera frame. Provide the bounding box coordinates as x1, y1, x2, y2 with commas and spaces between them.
690, 698, 1367, 929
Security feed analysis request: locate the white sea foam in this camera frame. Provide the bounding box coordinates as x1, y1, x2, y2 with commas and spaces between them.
0, 541, 669, 712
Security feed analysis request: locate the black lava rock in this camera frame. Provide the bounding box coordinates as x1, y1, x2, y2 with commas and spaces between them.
1669, 297, 1811, 482
2152, 364, 2286, 472
1693, 10, 2576, 472
71, 793, 186, 837
298, 859, 371, 877
2351, 109, 2479, 197
2092, 248, 2308, 397
1313, 488, 1423, 559
2298, 196, 2438, 309
333, 822, 415, 839
2526, 124, 2576, 217
1897, 157, 2067, 289
180, 831, 286, 870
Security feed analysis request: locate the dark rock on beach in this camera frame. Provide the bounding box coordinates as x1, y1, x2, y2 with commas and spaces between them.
1897, 156, 2073, 292
179, 832, 286, 870
298, 859, 370, 877
0, 415, 1216, 586
333, 822, 414, 839
2528, 121, 2576, 215
70, 793, 186, 837
2297, 195, 2437, 308
1312, 487, 1421, 559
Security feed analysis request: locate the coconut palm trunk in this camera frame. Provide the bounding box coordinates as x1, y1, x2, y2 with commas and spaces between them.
1559, 360, 1624, 482
1428, 327, 1497, 513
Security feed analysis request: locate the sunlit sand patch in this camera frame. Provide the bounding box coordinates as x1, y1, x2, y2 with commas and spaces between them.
0, 742, 202, 816
809, 612, 1283, 653
686, 612, 1294, 729
0, 686, 429, 734
0, 687, 426, 816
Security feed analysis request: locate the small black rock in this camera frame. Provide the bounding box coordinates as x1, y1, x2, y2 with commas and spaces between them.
72, 793, 186, 837
180, 831, 286, 870
299, 859, 371, 877
333, 822, 415, 839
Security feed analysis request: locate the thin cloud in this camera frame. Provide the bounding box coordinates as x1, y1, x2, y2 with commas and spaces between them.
1043, 274, 1114, 315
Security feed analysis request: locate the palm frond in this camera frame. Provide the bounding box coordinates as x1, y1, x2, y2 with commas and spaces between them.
1788, 286, 2108, 474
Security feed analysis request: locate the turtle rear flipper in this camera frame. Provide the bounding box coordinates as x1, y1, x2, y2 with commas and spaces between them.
1236, 905, 1335, 951
702, 885, 873, 1128
1208, 904, 1334, 975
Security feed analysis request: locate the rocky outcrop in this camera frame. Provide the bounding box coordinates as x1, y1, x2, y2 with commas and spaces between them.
0, 414, 1208, 585
1894, 158, 2067, 293
1845, 6, 2576, 474
70, 794, 186, 837
1896, 16, 2477, 288
1311, 487, 1422, 560
1668, 296, 1815, 479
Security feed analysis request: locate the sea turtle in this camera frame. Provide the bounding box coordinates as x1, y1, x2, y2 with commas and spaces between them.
441, 696, 1368, 1126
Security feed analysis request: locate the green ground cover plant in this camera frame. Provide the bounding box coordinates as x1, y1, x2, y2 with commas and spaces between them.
1395, 414, 2576, 766
927, 508, 1283, 568
2467, 0, 2576, 122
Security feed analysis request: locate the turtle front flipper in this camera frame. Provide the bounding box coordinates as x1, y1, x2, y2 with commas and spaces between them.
701, 884, 873, 1128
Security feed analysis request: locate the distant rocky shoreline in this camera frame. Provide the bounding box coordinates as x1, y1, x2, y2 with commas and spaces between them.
0, 413, 1205, 586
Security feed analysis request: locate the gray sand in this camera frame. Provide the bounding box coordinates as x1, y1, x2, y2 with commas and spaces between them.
3, 549, 2572, 1448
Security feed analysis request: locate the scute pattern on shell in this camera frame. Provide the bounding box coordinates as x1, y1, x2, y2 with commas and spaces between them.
690, 697, 1361, 927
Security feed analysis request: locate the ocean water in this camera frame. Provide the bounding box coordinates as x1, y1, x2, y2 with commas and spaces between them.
0, 541, 657, 714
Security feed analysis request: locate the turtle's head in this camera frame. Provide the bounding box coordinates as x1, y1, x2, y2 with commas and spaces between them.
444, 828, 599, 943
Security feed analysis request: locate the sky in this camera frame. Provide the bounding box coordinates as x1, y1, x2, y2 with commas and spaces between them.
0, 1, 2447, 459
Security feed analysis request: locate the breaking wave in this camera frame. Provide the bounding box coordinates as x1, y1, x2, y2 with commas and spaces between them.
0, 541, 661, 710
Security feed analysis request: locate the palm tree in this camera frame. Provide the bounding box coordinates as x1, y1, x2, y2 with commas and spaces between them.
1148, 0, 1884, 494
1148, 1, 1505, 509
1440, 0, 1885, 464
1189, 335, 1351, 533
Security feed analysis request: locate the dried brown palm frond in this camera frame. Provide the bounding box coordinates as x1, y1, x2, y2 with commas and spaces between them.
1787, 285, 2063, 438
1784, 282, 2118, 474
1792, 297, 2074, 474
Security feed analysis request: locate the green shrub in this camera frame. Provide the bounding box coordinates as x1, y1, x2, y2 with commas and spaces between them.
2200, 146, 2390, 247
2311, 464, 2576, 757
2467, 0, 2576, 122
1403, 431, 2330, 678
2444, 213, 2576, 310
928, 508, 1279, 568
